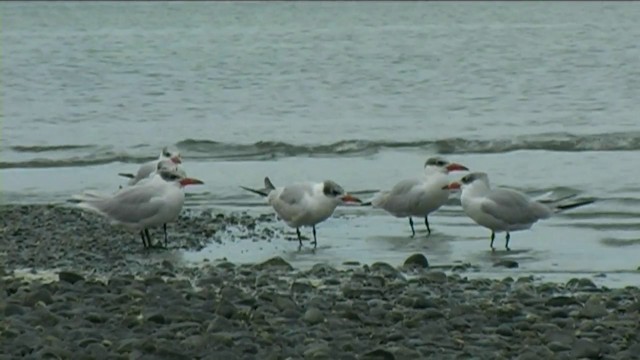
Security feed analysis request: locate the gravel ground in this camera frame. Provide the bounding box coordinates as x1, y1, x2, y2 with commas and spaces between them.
1, 204, 640, 359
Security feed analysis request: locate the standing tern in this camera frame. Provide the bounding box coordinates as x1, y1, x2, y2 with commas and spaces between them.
118, 146, 183, 186
240, 177, 362, 250
75, 168, 204, 249
445, 172, 595, 251
116, 158, 188, 243
369, 157, 468, 237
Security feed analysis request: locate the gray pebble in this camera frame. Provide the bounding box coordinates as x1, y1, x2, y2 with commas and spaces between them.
303, 307, 325, 325
58, 271, 85, 284
254, 256, 293, 271
572, 339, 601, 359
402, 253, 429, 269
361, 348, 395, 360
496, 324, 513, 337
546, 296, 581, 307
579, 298, 608, 319
493, 260, 519, 269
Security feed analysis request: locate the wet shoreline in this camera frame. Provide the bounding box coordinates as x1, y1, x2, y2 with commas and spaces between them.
2, 204, 640, 358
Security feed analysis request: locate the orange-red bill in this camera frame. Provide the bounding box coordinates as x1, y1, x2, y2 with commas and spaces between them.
341, 194, 362, 203
445, 163, 469, 172
179, 178, 204, 186
171, 156, 182, 164
443, 182, 461, 190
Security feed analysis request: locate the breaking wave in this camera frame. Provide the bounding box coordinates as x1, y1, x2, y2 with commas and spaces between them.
3, 131, 640, 169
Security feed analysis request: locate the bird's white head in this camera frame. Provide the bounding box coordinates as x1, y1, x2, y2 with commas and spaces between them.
158, 168, 203, 188
322, 180, 362, 204
443, 172, 490, 192
156, 159, 187, 178
159, 146, 182, 164
424, 156, 469, 175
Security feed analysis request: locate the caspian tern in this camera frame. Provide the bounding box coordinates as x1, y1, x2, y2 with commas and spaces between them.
445, 172, 594, 251
369, 157, 468, 237
118, 146, 183, 186
240, 177, 362, 249
75, 168, 204, 249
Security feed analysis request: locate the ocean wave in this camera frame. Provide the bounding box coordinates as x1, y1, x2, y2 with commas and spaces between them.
11, 144, 97, 153
3, 131, 640, 169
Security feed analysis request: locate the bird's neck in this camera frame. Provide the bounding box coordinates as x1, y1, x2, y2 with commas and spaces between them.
462, 182, 491, 199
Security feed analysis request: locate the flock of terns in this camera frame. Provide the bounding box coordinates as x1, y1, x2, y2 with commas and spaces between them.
73, 146, 595, 252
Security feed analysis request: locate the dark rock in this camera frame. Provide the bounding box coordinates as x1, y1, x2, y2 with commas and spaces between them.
302, 307, 324, 325
544, 329, 576, 346
371, 262, 402, 278
361, 348, 395, 360
291, 281, 315, 294
25, 288, 54, 306
496, 324, 513, 337
493, 260, 519, 269
419, 271, 447, 284
403, 254, 429, 269
309, 263, 338, 277
572, 339, 601, 359
548, 341, 572, 352
546, 296, 581, 307
58, 271, 85, 284
215, 300, 237, 319
3, 303, 25, 317
147, 313, 166, 324
254, 257, 293, 271
579, 298, 608, 319
34, 346, 72, 359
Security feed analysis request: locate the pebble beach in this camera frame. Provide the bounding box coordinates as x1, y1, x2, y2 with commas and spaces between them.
1, 204, 639, 360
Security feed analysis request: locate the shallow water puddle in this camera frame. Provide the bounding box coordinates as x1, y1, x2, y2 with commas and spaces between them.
180, 207, 640, 288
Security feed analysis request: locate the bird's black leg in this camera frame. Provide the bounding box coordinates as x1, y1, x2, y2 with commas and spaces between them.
296, 228, 303, 250
163, 223, 168, 248
140, 230, 148, 248
312, 226, 317, 249
490, 231, 496, 251
505, 232, 511, 251
144, 228, 154, 248
424, 217, 431, 236
409, 218, 416, 237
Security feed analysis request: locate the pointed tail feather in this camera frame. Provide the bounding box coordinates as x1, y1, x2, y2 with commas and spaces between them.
264, 177, 275, 191
118, 173, 135, 179
70, 190, 110, 203
555, 198, 596, 212
538, 193, 577, 204
239, 186, 269, 197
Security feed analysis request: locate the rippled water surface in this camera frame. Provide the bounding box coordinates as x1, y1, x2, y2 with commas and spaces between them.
2, 2, 640, 286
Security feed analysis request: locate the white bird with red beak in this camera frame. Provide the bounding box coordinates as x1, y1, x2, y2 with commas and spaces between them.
444, 172, 594, 251
240, 177, 362, 250
369, 157, 469, 237
118, 146, 183, 186
76, 167, 204, 249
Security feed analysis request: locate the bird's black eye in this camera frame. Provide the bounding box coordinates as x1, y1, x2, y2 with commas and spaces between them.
163, 152, 171, 157
437, 161, 446, 166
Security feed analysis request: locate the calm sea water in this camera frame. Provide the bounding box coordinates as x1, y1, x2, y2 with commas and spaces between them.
2, 2, 640, 286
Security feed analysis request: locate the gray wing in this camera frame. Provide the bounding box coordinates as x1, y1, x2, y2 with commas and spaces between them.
481, 188, 552, 225
85, 185, 164, 224
278, 183, 314, 206
371, 178, 422, 210
130, 160, 158, 184
269, 183, 314, 223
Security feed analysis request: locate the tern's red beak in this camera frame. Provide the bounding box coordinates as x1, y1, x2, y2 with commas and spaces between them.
179, 177, 204, 186
171, 156, 182, 164
445, 163, 469, 172
443, 182, 461, 190
341, 194, 362, 204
